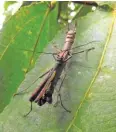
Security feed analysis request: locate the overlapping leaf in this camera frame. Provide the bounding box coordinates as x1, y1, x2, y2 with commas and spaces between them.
0, 6, 115, 132
0, 2, 59, 112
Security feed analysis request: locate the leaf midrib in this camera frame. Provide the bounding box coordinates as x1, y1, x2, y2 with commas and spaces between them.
66, 13, 116, 132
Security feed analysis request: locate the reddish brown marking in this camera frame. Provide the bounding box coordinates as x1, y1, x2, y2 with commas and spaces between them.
29, 29, 76, 104
29, 72, 50, 102
57, 30, 76, 61
34, 71, 56, 102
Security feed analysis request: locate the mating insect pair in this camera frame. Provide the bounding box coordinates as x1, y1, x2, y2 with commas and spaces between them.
14, 25, 97, 116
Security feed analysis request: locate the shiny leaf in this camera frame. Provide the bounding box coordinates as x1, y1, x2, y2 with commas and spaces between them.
0, 2, 59, 112
0, 7, 115, 132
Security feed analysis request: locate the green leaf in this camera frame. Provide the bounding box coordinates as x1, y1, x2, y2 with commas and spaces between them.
0, 2, 59, 112
0, 7, 115, 131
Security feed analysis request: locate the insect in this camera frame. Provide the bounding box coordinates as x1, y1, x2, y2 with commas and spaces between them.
14, 23, 99, 117
23, 28, 77, 116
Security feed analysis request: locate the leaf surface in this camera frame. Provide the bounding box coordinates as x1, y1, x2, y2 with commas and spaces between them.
0, 2, 59, 112
0, 7, 115, 131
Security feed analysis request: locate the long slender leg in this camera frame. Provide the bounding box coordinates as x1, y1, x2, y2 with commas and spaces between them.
13, 75, 42, 96
39, 69, 52, 78
71, 40, 100, 50
52, 54, 57, 61
54, 73, 67, 107
54, 66, 71, 112
18, 48, 57, 55
24, 102, 33, 117
14, 69, 51, 96
53, 45, 62, 53
72, 47, 95, 62
19, 41, 98, 58
64, 55, 72, 62
72, 47, 95, 55
85, 48, 92, 61
54, 92, 71, 112
59, 93, 71, 113
86, 47, 95, 61
64, 48, 95, 68
58, 73, 67, 92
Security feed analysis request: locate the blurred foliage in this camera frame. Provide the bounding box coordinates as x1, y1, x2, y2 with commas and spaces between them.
4, 1, 17, 11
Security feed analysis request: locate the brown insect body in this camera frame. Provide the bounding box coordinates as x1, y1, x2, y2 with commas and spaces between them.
24, 28, 76, 116
30, 29, 76, 104
57, 30, 76, 61
29, 70, 53, 102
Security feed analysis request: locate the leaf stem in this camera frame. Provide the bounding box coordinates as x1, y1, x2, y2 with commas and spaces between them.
27, 2, 56, 72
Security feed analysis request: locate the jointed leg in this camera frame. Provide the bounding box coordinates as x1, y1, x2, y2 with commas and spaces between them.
24, 102, 33, 117
39, 68, 52, 78
72, 47, 95, 55
14, 69, 51, 96
54, 93, 71, 113
59, 93, 71, 113
54, 67, 71, 113
53, 45, 62, 53
54, 73, 66, 107
64, 55, 72, 62
52, 54, 57, 61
